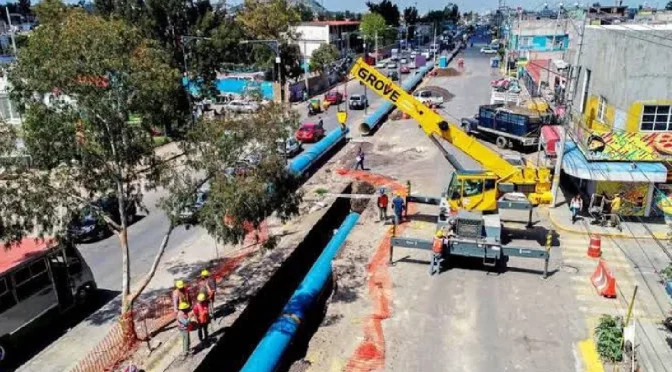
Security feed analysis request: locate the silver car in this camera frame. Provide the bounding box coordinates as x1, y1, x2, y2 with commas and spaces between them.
277, 137, 302, 158
224, 100, 259, 113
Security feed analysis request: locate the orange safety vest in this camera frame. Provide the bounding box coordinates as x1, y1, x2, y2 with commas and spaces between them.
432, 238, 444, 254
193, 302, 210, 324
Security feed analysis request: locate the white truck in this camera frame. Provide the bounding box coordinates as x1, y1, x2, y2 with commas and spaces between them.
412, 90, 444, 107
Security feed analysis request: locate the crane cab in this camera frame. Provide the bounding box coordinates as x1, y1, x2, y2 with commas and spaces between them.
445, 171, 499, 212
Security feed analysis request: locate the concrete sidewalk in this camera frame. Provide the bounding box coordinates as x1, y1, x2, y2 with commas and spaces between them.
547, 187, 671, 240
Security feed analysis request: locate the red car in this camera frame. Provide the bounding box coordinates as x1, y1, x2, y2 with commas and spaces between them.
324, 91, 344, 104
400, 65, 410, 74
295, 122, 326, 143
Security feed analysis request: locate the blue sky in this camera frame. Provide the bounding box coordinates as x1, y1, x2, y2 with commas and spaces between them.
5, 0, 654, 15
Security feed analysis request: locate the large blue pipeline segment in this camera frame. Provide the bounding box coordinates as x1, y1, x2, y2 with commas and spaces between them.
287, 126, 349, 176
359, 63, 434, 135
240, 212, 361, 372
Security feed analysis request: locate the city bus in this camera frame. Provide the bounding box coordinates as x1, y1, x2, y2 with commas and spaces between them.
0, 238, 96, 366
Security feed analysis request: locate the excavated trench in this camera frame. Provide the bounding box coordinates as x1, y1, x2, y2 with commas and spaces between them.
197, 183, 361, 371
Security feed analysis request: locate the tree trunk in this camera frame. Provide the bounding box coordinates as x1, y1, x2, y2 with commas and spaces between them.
118, 227, 138, 343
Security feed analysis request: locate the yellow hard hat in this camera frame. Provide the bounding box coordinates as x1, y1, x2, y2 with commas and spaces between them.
435, 230, 444, 238
175, 280, 185, 289
178, 302, 190, 310
200, 269, 210, 277
197, 293, 207, 302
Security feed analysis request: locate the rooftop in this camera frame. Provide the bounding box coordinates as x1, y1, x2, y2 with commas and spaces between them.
0, 238, 55, 274
298, 20, 361, 27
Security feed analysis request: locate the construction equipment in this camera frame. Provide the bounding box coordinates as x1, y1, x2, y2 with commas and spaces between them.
349, 57, 552, 275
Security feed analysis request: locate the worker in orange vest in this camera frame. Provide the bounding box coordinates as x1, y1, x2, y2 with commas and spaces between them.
198, 269, 216, 318
431, 230, 445, 275
193, 293, 211, 343
172, 280, 191, 313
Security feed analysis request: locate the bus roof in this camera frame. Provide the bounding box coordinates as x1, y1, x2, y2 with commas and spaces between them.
0, 238, 56, 274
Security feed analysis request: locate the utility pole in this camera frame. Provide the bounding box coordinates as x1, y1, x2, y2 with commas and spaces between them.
303, 40, 310, 96
551, 10, 586, 206
363, 42, 368, 114
433, 25, 437, 65
375, 30, 379, 64
549, 3, 563, 84
6, 7, 17, 57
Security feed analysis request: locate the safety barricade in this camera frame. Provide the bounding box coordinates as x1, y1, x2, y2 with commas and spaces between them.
590, 259, 617, 298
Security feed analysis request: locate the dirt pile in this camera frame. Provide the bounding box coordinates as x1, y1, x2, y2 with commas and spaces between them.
435, 67, 462, 77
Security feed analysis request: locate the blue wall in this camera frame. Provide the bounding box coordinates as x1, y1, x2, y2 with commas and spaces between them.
513, 34, 569, 51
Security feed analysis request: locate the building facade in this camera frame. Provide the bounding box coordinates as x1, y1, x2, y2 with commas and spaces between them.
293, 20, 361, 58
561, 24, 672, 218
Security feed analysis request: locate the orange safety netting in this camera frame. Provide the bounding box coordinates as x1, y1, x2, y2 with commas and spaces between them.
69, 223, 268, 372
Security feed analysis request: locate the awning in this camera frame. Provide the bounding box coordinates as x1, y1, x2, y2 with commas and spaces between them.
541, 125, 561, 156
563, 140, 668, 183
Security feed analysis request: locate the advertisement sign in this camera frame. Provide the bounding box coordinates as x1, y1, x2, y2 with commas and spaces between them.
575, 126, 672, 162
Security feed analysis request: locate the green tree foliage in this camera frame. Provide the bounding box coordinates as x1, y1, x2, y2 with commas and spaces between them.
18, 0, 31, 15
237, 0, 300, 40
1, 4, 180, 318
310, 43, 339, 72
296, 2, 314, 21
402, 6, 418, 39
366, 0, 400, 26
595, 315, 624, 362
360, 12, 387, 43
666, 1, 672, 10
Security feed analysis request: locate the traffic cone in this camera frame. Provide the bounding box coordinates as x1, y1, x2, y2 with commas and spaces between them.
591, 260, 617, 298
587, 234, 602, 258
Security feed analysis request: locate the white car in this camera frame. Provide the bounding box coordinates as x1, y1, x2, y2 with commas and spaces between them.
386, 62, 398, 69
224, 100, 259, 113
400, 58, 408, 64
412, 90, 444, 106
480, 46, 498, 54
375, 60, 387, 68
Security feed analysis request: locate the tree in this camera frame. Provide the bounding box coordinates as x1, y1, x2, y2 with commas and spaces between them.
237, 0, 300, 40
310, 43, 339, 72
1, 2, 180, 333
18, 0, 31, 15
402, 6, 418, 40
1, 0, 303, 341
366, 0, 400, 26
295, 3, 314, 21
360, 12, 387, 45
666, 1, 672, 10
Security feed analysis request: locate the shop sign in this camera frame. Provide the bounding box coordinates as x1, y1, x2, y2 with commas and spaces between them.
576, 128, 672, 161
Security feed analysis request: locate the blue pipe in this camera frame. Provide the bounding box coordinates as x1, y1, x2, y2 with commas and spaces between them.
359, 63, 434, 135
287, 126, 349, 176
240, 212, 361, 372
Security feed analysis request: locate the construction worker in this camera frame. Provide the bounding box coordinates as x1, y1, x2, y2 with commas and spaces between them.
172, 280, 191, 313
610, 193, 622, 229
199, 269, 216, 318
392, 192, 405, 226
176, 302, 194, 358
431, 230, 445, 275
193, 293, 211, 343
376, 188, 389, 223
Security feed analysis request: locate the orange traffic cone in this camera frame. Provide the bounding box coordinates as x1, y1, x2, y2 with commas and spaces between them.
587, 234, 602, 258
591, 260, 617, 298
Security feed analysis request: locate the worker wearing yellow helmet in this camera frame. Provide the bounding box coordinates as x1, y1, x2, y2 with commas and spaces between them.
431, 229, 446, 275
199, 269, 217, 318
176, 300, 194, 358
172, 279, 191, 314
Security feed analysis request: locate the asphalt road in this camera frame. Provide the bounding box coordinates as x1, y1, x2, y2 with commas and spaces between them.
384, 44, 585, 372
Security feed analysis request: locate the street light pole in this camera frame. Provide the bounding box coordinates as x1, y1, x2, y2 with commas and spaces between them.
240, 39, 283, 102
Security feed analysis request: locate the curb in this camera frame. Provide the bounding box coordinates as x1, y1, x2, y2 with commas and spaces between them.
544, 207, 669, 240
144, 330, 182, 372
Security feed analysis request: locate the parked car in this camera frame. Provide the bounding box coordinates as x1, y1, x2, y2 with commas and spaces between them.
295, 122, 326, 143
386, 62, 398, 69
375, 60, 387, 68
277, 137, 303, 158
178, 186, 210, 224
387, 70, 400, 81
348, 94, 368, 110
412, 90, 444, 106
67, 195, 137, 242
324, 91, 344, 105
400, 58, 408, 64
400, 65, 410, 74
224, 100, 259, 113
480, 46, 498, 54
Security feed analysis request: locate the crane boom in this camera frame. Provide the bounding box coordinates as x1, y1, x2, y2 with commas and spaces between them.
350, 58, 552, 203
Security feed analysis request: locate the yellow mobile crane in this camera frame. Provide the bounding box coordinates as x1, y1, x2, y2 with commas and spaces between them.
350, 57, 552, 275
